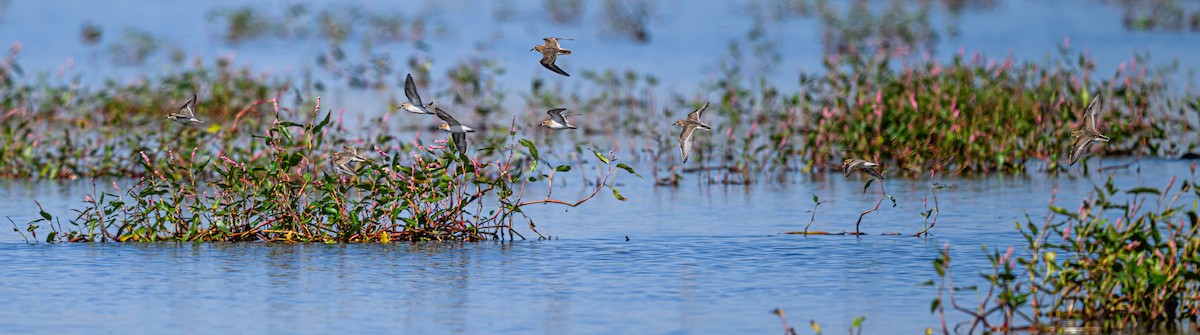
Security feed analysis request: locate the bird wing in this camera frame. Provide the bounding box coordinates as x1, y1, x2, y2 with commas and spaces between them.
1068, 137, 1092, 166
1083, 93, 1103, 133
179, 94, 197, 117
333, 161, 355, 175
404, 73, 423, 106
679, 126, 696, 163
350, 148, 368, 162
860, 165, 886, 180
688, 102, 709, 122
540, 53, 570, 77
545, 37, 575, 49
451, 132, 467, 154
434, 108, 461, 126
547, 108, 568, 124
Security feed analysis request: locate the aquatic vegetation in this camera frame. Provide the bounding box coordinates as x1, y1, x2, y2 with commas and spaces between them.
5, 26, 1198, 183
544, 0, 584, 24
0, 0, 1197, 192
205, 4, 428, 44
21, 96, 637, 243
772, 308, 867, 335
813, 0, 938, 60
801, 46, 1190, 175
914, 176, 947, 237
840, 159, 895, 234
1118, 1, 1200, 32
931, 170, 1200, 332
107, 28, 162, 65
79, 22, 102, 45
0, 43, 289, 179
802, 194, 825, 234
601, 0, 652, 43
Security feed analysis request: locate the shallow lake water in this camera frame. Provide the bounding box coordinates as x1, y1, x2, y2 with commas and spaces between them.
2, 0, 1200, 334
3, 158, 1195, 334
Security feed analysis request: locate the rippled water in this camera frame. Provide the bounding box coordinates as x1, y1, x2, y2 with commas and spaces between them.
4, 158, 1195, 334
3, 0, 1200, 334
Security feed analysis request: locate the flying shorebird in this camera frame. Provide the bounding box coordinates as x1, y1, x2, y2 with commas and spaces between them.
332, 145, 369, 175
434, 107, 475, 154
399, 73, 435, 115
165, 94, 203, 124
540, 108, 577, 129
673, 102, 712, 163
841, 158, 886, 181
531, 37, 573, 77
1067, 93, 1110, 166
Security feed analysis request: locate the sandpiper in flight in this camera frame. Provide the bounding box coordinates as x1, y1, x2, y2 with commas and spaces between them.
674, 102, 712, 163
399, 73, 435, 115
332, 145, 369, 175
165, 94, 203, 124
531, 37, 573, 77
1067, 93, 1110, 166
434, 107, 475, 154
540, 108, 577, 129
841, 158, 886, 181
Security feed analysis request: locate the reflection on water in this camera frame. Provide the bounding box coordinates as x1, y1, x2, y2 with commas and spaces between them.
2, 0, 1200, 333
2, 158, 1196, 333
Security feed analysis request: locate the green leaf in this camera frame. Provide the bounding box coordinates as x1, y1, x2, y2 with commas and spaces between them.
862, 179, 874, 194
852, 315, 866, 328
313, 110, 332, 133
812, 195, 819, 203
1048, 206, 1073, 216
593, 150, 611, 165
615, 163, 640, 177
194, 158, 212, 176
555, 165, 571, 172
612, 188, 627, 201
519, 139, 538, 172
1125, 187, 1162, 196
39, 211, 52, 222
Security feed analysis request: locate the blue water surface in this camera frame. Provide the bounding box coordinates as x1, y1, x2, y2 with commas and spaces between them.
2, 0, 1199, 334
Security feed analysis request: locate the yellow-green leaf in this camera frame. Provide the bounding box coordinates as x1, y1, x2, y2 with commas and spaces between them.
616, 163, 641, 177
612, 188, 627, 201
593, 150, 610, 165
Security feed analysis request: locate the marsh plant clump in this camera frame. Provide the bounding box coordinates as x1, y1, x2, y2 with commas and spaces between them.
17, 93, 637, 243
0, 45, 283, 179
4, 35, 1200, 182
2, 1, 1200, 244
777, 45, 1189, 176
931, 171, 1200, 333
